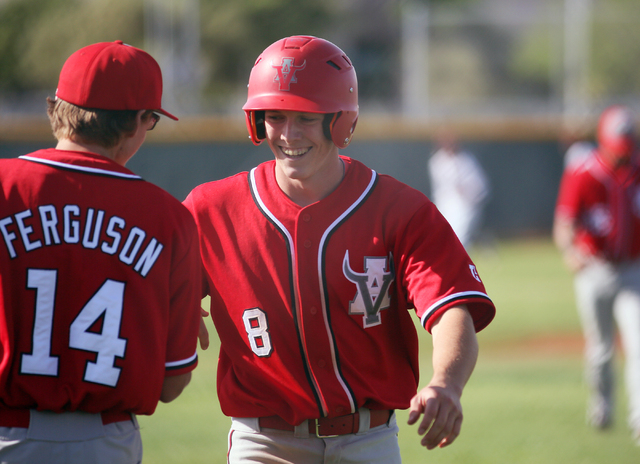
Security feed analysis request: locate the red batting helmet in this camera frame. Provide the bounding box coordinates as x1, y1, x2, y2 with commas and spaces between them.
597, 105, 636, 158
242, 36, 359, 149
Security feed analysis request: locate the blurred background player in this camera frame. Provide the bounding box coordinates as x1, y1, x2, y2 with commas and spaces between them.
427, 128, 490, 250
184, 35, 495, 463
554, 105, 640, 444
0, 41, 202, 463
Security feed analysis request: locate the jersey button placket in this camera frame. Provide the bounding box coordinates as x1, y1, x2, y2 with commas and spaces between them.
296, 209, 348, 412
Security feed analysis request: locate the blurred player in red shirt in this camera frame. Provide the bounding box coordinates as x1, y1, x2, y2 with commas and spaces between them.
555, 105, 640, 444
185, 35, 495, 463
0, 41, 203, 463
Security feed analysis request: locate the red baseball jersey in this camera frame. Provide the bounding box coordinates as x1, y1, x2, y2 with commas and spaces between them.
0, 149, 201, 416
555, 152, 640, 261
184, 156, 495, 425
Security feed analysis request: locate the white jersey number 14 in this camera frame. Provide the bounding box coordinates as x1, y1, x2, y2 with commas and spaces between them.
20, 268, 128, 387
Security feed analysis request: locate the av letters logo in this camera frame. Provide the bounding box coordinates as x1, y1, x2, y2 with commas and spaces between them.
343, 250, 395, 328
272, 58, 306, 91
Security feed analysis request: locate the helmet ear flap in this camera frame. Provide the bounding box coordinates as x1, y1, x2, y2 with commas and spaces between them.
329, 111, 358, 148
245, 110, 266, 145
322, 113, 334, 141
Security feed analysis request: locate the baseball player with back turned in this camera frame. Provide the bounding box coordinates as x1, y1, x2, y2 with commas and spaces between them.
184, 36, 496, 463
0, 41, 203, 463
554, 105, 640, 444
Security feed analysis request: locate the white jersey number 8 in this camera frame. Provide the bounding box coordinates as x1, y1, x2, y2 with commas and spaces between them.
242, 308, 273, 357
20, 268, 127, 387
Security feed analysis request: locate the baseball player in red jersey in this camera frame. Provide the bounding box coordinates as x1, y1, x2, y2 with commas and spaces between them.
554, 105, 640, 444
184, 36, 495, 462
0, 41, 202, 463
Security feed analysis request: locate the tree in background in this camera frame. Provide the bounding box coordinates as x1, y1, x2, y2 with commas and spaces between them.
0, 0, 334, 112
1, 0, 640, 116
0, 0, 144, 93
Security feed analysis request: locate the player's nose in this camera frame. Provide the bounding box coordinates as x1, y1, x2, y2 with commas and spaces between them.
280, 118, 302, 142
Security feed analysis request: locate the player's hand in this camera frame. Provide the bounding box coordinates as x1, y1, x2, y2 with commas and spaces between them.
407, 384, 463, 450
560, 244, 594, 273
198, 307, 210, 350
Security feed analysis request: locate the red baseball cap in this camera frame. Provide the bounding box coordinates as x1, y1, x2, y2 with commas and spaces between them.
55, 40, 177, 120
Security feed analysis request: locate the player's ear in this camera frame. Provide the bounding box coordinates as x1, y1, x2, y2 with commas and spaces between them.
120, 110, 147, 143
137, 110, 147, 127
129, 110, 149, 137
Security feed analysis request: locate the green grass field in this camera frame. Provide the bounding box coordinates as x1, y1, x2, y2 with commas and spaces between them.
138, 237, 640, 463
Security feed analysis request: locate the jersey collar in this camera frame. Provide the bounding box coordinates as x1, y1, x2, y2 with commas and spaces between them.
19, 149, 141, 179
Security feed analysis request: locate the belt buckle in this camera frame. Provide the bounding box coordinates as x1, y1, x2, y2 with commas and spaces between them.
315, 418, 338, 438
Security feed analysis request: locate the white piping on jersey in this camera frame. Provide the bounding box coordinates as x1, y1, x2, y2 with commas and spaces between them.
249, 167, 329, 416
19, 155, 142, 179
420, 290, 490, 327
165, 350, 198, 368
316, 169, 377, 414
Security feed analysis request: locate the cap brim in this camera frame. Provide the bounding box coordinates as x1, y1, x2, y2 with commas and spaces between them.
156, 108, 178, 121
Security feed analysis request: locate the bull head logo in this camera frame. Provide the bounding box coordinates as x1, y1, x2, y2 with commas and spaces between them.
343, 250, 395, 328
272, 58, 306, 91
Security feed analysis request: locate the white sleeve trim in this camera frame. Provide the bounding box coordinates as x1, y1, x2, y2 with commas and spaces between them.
165, 350, 198, 369
420, 291, 491, 327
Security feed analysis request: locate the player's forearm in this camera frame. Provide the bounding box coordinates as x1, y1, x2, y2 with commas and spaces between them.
553, 216, 575, 252
160, 372, 192, 403
553, 216, 591, 272
429, 306, 478, 394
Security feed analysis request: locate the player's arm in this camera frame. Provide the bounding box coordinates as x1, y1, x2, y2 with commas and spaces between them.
553, 170, 593, 273
198, 306, 210, 350
553, 214, 590, 272
160, 372, 192, 403
407, 305, 478, 450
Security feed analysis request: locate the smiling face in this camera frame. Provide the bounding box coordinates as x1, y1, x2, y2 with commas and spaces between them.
264, 110, 343, 205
